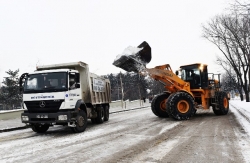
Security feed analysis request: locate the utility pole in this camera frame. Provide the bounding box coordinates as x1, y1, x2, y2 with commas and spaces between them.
117, 87, 120, 100
138, 74, 142, 107
120, 72, 124, 108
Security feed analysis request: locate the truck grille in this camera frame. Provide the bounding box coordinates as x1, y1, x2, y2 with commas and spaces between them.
24, 100, 64, 113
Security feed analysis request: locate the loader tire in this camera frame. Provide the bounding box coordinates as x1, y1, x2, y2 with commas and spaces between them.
31, 124, 49, 133
166, 92, 195, 120
212, 106, 221, 115
212, 91, 229, 115
151, 93, 170, 118
72, 110, 88, 133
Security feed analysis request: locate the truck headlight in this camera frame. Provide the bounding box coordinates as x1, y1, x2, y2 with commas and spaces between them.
58, 115, 67, 121
22, 116, 29, 121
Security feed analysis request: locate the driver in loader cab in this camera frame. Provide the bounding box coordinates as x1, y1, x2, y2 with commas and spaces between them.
191, 70, 200, 87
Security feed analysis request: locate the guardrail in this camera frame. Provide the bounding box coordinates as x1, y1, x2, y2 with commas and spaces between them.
0, 109, 24, 120
0, 99, 149, 120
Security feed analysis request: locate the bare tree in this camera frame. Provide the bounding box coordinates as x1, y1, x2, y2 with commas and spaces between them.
203, 3, 250, 101
216, 56, 244, 100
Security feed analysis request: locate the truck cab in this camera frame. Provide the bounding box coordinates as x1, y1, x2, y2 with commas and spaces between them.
21, 69, 80, 113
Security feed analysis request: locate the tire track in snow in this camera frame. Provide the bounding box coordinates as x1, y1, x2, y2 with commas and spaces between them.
230, 104, 250, 124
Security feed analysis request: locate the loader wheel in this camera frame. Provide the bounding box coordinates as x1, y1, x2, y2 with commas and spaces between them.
212, 106, 221, 115
104, 105, 109, 121
31, 124, 49, 133
72, 110, 87, 133
212, 91, 229, 115
151, 93, 170, 118
166, 92, 195, 120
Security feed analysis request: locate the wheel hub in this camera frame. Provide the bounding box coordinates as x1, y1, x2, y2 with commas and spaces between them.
77, 116, 84, 127
160, 100, 167, 111
177, 100, 189, 114
223, 97, 228, 109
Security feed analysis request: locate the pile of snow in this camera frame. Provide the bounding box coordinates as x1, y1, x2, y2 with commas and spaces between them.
114, 46, 143, 61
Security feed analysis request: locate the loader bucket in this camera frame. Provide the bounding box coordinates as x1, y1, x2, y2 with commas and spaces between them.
113, 41, 151, 72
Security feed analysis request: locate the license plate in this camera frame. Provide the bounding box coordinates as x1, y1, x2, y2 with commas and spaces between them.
36, 114, 48, 118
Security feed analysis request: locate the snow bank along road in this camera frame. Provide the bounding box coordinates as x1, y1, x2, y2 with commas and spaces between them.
0, 105, 250, 163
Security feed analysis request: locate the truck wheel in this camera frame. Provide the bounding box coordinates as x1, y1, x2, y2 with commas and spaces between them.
166, 92, 195, 120
31, 124, 49, 133
213, 91, 229, 115
104, 105, 109, 121
91, 118, 97, 124
151, 93, 170, 118
96, 106, 105, 124
72, 110, 87, 133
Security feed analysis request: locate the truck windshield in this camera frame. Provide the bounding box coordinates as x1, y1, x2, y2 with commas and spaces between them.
23, 72, 68, 93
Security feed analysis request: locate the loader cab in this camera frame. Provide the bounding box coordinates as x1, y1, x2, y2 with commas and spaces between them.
180, 63, 208, 89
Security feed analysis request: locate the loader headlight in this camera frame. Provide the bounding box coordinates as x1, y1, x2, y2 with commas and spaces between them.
58, 115, 67, 121
22, 116, 29, 121
199, 64, 204, 71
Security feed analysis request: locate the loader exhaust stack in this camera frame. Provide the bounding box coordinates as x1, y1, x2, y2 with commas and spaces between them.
113, 41, 151, 72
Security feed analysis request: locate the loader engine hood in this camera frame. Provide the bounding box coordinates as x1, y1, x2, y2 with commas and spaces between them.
113, 41, 151, 72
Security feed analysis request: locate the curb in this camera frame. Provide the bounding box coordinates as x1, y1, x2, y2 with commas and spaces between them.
0, 126, 29, 133
110, 105, 149, 114
0, 106, 150, 133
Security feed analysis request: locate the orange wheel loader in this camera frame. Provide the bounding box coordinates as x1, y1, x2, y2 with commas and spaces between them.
113, 41, 229, 120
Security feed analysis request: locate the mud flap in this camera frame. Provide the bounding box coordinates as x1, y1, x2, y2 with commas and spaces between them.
113, 41, 151, 72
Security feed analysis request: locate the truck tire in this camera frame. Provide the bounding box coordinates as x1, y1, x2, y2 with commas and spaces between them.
72, 110, 88, 133
166, 92, 195, 120
212, 91, 229, 115
31, 124, 50, 133
96, 106, 105, 124
91, 118, 97, 124
104, 105, 109, 121
151, 93, 170, 118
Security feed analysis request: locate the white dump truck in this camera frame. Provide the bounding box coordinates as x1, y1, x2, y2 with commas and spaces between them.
19, 61, 111, 133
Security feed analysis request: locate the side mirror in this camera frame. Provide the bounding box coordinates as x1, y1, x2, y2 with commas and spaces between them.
175, 70, 179, 76
75, 83, 80, 88
19, 73, 29, 93
75, 73, 80, 83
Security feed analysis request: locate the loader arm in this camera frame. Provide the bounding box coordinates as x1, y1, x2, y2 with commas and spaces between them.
112, 41, 191, 95
145, 64, 191, 94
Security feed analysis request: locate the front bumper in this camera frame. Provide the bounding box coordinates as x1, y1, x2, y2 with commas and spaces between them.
21, 110, 77, 124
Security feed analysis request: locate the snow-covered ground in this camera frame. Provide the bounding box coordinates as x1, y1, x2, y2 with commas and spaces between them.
0, 98, 250, 163
0, 100, 149, 131
230, 98, 250, 134
229, 98, 250, 162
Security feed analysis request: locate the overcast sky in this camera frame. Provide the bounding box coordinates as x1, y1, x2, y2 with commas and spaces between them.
0, 0, 235, 82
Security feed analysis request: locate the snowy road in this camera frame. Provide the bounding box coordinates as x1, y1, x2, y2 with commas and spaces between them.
0, 106, 250, 163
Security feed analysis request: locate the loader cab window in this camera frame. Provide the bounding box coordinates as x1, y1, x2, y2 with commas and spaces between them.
181, 68, 201, 89
181, 69, 200, 80
181, 69, 187, 80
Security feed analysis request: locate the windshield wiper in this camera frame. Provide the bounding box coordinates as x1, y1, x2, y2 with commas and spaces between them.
24, 89, 41, 93
44, 86, 56, 89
